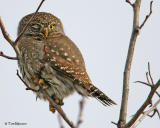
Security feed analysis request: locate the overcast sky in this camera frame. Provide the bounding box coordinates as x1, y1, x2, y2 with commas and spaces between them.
0, 0, 160, 128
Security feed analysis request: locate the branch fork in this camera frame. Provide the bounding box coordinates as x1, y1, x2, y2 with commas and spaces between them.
117, 1, 157, 128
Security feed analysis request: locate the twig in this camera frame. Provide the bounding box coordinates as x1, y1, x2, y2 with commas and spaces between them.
139, 1, 153, 29
16, 70, 38, 92
146, 72, 151, 85
148, 62, 154, 85
126, 0, 133, 7
134, 81, 152, 87
0, 17, 14, 47
155, 108, 160, 119
111, 121, 118, 126
135, 81, 160, 97
76, 97, 85, 128
132, 99, 160, 128
124, 79, 160, 128
0, 51, 17, 60
118, 0, 141, 127
147, 108, 157, 118
15, 0, 46, 44
57, 114, 65, 128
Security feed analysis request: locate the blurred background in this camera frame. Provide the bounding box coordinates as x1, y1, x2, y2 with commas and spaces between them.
0, 0, 159, 128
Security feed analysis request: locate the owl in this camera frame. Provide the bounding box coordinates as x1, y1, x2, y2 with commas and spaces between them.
15, 12, 116, 112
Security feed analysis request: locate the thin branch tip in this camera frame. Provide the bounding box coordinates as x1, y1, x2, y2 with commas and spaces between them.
76, 97, 85, 128
140, 1, 153, 29
111, 121, 118, 126
126, 0, 134, 7
0, 17, 14, 47
0, 51, 18, 60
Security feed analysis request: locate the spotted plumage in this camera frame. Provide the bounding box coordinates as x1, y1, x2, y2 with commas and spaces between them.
16, 12, 116, 110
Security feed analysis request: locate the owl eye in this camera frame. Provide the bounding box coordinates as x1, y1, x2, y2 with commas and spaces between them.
49, 24, 55, 30
31, 24, 41, 32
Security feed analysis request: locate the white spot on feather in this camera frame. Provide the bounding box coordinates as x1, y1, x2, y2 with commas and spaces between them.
64, 52, 68, 56
51, 49, 55, 53
67, 58, 71, 62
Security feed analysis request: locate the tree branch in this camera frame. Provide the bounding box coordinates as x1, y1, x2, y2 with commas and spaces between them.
135, 81, 160, 98
132, 99, 160, 128
118, 1, 154, 127
118, 0, 141, 127
0, 17, 14, 47
126, 0, 133, 7
0, 51, 18, 60
16, 70, 38, 92
124, 80, 160, 128
76, 97, 85, 128
57, 114, 65, 128
147, 62, 154, 85
139, 1, 153, 29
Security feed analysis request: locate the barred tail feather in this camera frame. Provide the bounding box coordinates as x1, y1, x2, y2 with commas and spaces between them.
89, 84, 117, 106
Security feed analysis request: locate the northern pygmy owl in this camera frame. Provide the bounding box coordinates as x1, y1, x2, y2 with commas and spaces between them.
16, 12, 116, 112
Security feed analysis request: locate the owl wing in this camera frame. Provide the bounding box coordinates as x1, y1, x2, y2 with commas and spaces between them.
46, 34, 85, 69
43, 34, 116, 106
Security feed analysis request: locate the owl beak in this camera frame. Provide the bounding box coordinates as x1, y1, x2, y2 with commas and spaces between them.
44, 28, 49, 37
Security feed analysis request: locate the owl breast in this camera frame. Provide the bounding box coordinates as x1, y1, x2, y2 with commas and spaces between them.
17, 37, 76, 100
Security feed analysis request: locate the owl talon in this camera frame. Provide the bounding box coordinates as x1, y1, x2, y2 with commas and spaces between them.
55, 99, 60, 104
49, 103, 56, 113
39, 79, 44, 85
38, 79, 49, 89
42, 85, 49, 89
49, 99, 64, 113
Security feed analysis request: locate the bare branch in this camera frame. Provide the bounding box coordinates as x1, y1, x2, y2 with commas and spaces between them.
0, 17, 14, 47
132, 99, 160, 128
135, 81, 160, 98
15, 0, 46, 44
155, 108, 160, 119
146, 72, 151, 85
126, 0, 133, 7
135, 81, 152, 87
57, 114, 65, 128
147, 108, 157, 118
0, 51, 17, 60
118, 0, 141, 127
148, 62, 154, 85
124, 80, 160, 128
16, 70, 38, 92
111, 121, 118, 126
139, 1, 153, 29
76, 97, 85, 128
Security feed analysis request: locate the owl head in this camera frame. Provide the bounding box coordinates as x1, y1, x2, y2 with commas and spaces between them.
17, 12, 64, 40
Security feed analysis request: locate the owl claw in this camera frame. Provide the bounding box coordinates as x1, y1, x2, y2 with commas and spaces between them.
49, 99, 64, 113
55, 99, 60, 104
49, 103, 56, 113
42, 85, 49, 89
38, 79, 45, 85
38, 79, 49, 89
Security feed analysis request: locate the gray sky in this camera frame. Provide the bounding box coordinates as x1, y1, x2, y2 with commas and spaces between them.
0, 0, 159, 128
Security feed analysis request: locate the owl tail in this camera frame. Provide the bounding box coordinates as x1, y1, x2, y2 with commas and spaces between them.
89, 84, 117, 106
